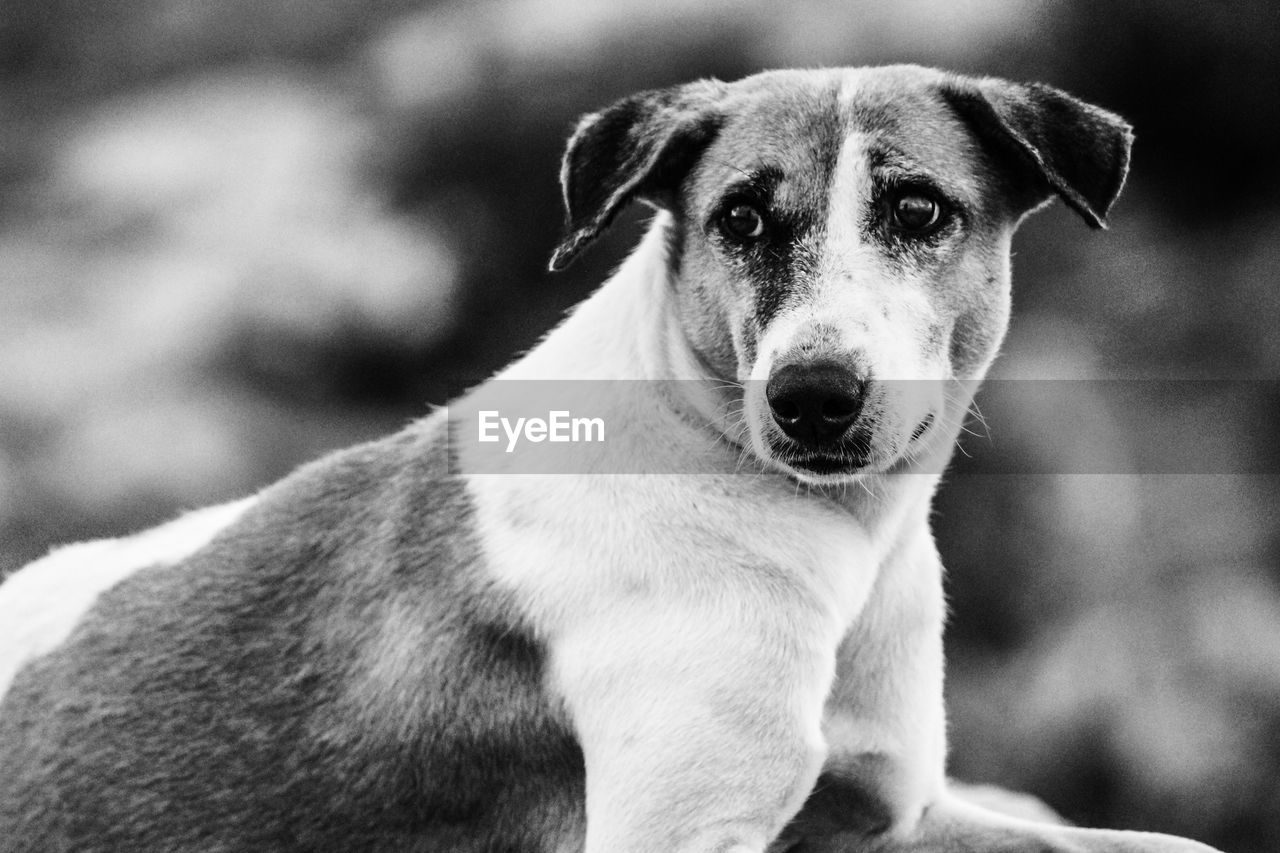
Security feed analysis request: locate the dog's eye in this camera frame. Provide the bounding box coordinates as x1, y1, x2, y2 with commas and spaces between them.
721, 203, 766, 241
890, 192, 942, 233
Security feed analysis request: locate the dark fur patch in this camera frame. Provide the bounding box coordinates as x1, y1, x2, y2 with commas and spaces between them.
0, 420, 584, 852
695, 81, 845, 328
742, 177, 824, 327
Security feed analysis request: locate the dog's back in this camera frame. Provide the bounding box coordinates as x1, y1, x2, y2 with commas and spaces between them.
0, 416, 583, 852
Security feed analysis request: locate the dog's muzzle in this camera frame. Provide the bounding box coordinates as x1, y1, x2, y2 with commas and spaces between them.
766, 360, 869, 452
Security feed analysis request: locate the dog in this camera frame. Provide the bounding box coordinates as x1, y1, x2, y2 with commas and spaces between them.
0, 66, 1221, 853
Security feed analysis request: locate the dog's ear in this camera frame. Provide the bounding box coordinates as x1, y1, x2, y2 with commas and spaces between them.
548, 81, 724, 271
942, 76, 1133, 228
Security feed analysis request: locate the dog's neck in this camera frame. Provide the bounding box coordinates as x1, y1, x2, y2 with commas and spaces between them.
506, 214, 693, 381
498, 214, 944, 541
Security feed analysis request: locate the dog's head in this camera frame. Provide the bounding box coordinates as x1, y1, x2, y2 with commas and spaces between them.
550, 66, 1132, 483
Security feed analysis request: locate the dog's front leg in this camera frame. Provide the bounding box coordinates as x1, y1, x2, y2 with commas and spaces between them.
553, 598, 839, 853
769, 526, 1222, 853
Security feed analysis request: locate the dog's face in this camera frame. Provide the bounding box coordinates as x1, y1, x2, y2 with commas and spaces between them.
675, 69, 1024, 479
551, 66, 1131, 482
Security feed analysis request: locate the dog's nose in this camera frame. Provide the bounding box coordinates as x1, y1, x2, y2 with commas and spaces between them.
766, 362, 867, 445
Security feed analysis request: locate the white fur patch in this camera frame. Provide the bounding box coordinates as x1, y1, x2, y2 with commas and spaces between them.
467, 468, 878, 853
457, 229, 896, 853
0, 496, 256, 703
820, 130, 946, 387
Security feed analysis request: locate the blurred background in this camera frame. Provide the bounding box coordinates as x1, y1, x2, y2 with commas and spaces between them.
1, 1, 1277, 849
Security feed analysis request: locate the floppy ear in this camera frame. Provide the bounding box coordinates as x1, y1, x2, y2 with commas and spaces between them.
548, 81, 725, 271
942, 76, 1134, 227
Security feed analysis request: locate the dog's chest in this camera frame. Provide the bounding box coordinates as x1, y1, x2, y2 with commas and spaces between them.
466, 472, 883, 651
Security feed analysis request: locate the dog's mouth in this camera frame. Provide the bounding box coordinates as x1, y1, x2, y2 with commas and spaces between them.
758, 412, 937, 481
774, 428, 873, 475
784, 452, 868, 476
